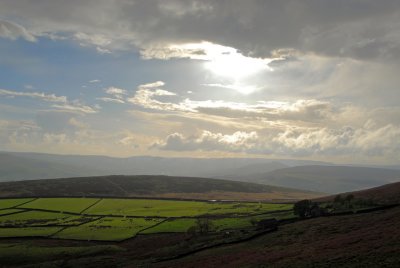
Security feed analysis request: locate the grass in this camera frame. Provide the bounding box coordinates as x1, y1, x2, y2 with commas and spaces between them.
0, 242, 123, 265
87, 198, 292, 217
0, 227, 61, 237
0, 198, 34, 209
18, 198, 100, 213
0, 197, 293, 241
161, 206, 400, 268
141, 211, 297, 234
0, 209, 23, 216
142, 217, 258, 234
141, 218, 197, 234
0, 211, 96, 227
53, 217, 162, 241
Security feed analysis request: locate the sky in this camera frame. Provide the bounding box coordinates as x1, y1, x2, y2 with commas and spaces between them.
0, 0, 400, 164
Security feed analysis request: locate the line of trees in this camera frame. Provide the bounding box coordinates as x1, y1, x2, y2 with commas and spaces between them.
294, 194, 376, 218
293, 199, 324, 218
187, 218, 214, 236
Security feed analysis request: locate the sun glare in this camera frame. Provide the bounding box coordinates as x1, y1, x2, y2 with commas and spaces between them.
169, 42, 272, 94
204, 49, 271, 80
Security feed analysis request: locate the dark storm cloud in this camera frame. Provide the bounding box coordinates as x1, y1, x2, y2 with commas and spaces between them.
1, 0, 400, 60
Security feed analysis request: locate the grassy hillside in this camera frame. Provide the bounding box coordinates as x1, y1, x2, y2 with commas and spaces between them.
3, 199, 398, 267
156, 206, 400, 268
244, 165, 400, 193
0, 182, 399, 267
0, 175, 322, 200
317, 181, 400, 205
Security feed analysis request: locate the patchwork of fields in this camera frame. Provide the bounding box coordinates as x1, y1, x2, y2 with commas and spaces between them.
0, 198, 294, 241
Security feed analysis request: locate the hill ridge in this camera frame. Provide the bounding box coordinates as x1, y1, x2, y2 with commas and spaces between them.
0, 175, 322, 201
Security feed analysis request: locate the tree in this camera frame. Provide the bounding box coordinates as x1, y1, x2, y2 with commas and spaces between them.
293, 199, 312, 218
334, 194, 343, 204
250, 218, 258, 227
345, 194, 355, 209
186, 226, 197, 237
345, 194, 354, 202
195, 218, 214, 235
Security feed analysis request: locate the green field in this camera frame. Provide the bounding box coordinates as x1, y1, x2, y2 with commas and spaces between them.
0, 209, 23, 216
54, 217, 163, 241
0, 227, 62, 237
0, 197, 294, 241
86, 198, 291, 217
0, 198, 35, 209
19, 198, 100, 213
141, 211, 296, 234
0, 211, 95, 227
140, 218, 197, 234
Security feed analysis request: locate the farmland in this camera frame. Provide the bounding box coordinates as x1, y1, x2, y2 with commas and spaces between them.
0, 183, 398, 267
0, 197, 294, 242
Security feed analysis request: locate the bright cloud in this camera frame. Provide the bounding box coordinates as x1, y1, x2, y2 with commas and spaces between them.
126, 82, 333, 123
152, 124, 400, 162
142, 42, 274, 91
99, 87, 128, 103
153, 130, 259, 152
127, 81, 178, 111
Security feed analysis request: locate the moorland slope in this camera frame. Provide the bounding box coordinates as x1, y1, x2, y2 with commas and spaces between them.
240, 165, 400, 193
0, 175, 322, 201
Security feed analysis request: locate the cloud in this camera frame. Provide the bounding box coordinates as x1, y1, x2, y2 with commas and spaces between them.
1, 1, 400, 163
104, 87, 127, 98
36, 111, 87, 134
2, 1, 400, 61
89, 79, 101, 83
0, 89, 98, 114
0, 20, 36, 42
96, 97, 125, 104
0, 119, 41, 150
117, 133, 140, 148
96, 86, 128, 104
153, 130, 259, 152
127, 81, 179, 111
152, 124, 400, 161
139, 81, 166, 89
270, 124, 400, 157
0, 89, 67, 103
74, 32, 112, 53
127, 82, 334, 123
105, 87, 127, 95
140, 41, 274, 67
51, 103, 97, 114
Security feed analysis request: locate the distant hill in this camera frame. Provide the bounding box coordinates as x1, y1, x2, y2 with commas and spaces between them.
215, 162, 288, 179
2, 152, 399, 195
0, 151, 327, 182
317, 181, 400, 205
235, 165, 400, 194
0, 153, 103, 180
0, 175, 322, 201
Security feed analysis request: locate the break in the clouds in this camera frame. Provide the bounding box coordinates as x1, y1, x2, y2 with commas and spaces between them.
0, 0, 400, 164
